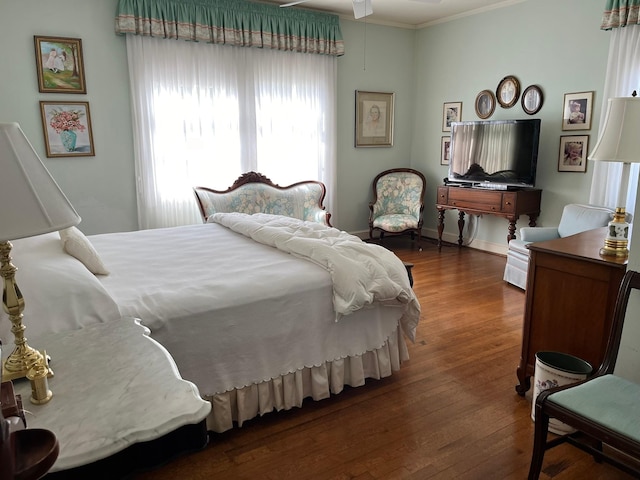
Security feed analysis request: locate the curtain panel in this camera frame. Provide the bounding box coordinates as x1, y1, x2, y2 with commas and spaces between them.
115, 0, 345, 56
602, 0, 640, 29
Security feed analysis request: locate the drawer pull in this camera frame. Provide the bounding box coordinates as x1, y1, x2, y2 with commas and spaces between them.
505, 201, 512, 206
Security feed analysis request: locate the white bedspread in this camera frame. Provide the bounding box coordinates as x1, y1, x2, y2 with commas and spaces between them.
88, 223, 416, 396
208, 213, 420, 339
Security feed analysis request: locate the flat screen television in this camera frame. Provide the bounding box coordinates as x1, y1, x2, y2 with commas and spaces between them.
446, 118, 541, 189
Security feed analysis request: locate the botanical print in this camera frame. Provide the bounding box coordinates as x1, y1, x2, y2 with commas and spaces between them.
34, 36, 86, 93
40, 102, 94, 157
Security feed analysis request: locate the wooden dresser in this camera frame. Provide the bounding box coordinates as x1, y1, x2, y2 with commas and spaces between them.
436, 185, 542, 246
515, 227, 627, 395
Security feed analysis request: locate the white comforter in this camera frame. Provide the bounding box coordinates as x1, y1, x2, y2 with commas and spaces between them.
208, 213, 420, 340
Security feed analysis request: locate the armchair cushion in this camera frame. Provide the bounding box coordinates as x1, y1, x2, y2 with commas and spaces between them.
504, 204, 615, 290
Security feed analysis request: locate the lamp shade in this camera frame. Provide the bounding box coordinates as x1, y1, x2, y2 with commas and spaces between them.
588, 97, 640, 163
0, 122, 80, 242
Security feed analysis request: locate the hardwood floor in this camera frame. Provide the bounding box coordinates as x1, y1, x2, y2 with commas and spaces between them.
134, 237, 633, 480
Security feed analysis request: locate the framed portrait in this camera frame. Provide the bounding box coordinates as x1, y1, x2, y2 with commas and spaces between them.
558, 135, 589, 172
34, 36, 86, 94
562, 91, 594, 131
475, 90, 495, 119
442, 101, 462, 132
441, 136, 451, 165
40, 101, 95, 157
355, 90, 394, 147
496, 75, 520, 108
521, 85, 544, 115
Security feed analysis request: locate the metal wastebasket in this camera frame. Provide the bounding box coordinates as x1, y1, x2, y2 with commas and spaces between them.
531, 351, 592, 435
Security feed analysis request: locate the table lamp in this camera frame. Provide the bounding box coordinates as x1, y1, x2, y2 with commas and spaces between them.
588, 94, 640, 258
0, 122, 81, 381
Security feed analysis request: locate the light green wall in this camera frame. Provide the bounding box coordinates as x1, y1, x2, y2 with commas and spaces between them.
411, 0, 609, 252
0, 0, 137, 235
0, 0, 608, 243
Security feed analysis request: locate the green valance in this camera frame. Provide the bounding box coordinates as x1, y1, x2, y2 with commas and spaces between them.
602, 0, 640, 29
115, 0, 345, 56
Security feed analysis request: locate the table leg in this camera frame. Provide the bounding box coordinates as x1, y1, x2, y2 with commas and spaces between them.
528, 214, 538, 227
457, 211, 465, 247
507, 220, 517, 243
437, 208, 445, 249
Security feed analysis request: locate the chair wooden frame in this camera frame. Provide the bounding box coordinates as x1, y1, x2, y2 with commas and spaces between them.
368, 168, 426, 249
528, 269, 640, 479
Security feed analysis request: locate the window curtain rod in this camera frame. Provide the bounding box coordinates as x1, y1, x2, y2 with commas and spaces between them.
115, 0, 345, 56
602, 0, 640, 29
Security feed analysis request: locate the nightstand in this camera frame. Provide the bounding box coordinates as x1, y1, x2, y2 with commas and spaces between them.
7, 318, 211, 478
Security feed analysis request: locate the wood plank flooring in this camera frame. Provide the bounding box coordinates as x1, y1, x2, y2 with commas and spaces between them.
134, 237, 634, 480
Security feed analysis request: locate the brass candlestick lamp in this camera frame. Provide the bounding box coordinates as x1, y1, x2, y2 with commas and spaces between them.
0, 122, 81, 381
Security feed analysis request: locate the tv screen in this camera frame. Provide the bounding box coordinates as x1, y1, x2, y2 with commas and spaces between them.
447, 119, 541, 188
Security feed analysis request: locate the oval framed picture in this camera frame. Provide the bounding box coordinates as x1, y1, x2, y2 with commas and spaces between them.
496, 75, 520, 108
475, 90, 496, 119
521, 85, 544, 115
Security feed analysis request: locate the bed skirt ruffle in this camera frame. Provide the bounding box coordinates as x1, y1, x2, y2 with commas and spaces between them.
203, 326, 409, 433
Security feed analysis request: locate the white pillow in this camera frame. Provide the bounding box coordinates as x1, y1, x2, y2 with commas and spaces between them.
59, 227, 110, 275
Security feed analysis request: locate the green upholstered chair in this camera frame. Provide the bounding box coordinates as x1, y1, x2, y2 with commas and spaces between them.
368, 168, 426, 250
528, 269, 640, 479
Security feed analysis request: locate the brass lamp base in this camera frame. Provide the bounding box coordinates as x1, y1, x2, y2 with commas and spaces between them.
600, 207, 630, 259
1, 240, 53, 382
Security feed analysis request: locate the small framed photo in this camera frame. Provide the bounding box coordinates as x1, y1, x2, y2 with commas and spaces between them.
355, 90, 394, 147
475, 90, 495, 119
562, 91, 594, 131
40, 101, 95, 157
441, 136, 451, 165
442, 101, 462, 132
496, 75, 520, 108
558, 135, 589, 172
34, 36, 86, 94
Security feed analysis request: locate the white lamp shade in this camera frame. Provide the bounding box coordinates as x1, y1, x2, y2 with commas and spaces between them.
0, 122, 80, 242
588, 97, 640, 163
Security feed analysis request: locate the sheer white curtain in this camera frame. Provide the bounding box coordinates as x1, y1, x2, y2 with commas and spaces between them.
589, 24, 640, 212
126, 35, 337, 229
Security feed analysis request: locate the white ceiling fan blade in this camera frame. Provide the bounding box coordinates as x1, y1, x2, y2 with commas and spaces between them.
280, 0, 311, 7
353, 0, 373, 19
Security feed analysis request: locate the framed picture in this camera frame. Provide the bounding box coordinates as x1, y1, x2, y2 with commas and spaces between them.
496, 75, 520, 108
558, 135, 589, 172
562, 91, 594, 131
441, 136, 451, 165
34, 35, 86, 94
521, 85, 544, 115
442, 101, 462, 132
40, 101, 95, 157
355, 90, 394, 147
475, 90, 495, 119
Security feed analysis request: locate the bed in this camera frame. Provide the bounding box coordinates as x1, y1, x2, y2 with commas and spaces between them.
1, 192, 420, 435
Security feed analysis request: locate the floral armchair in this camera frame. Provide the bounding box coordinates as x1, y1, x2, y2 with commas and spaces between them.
368, 168, 426, 249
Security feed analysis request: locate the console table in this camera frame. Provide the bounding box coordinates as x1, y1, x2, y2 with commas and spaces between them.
8, 318, 211, 478
436, 185, 542, 247
515, 228, 627, 395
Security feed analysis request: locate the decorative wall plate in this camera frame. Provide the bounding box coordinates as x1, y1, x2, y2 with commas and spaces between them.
522, 85, 543, 115
475, 90, 496, 119
496, 75, 520, 108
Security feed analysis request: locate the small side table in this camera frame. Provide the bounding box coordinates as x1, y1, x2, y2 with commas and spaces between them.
8, 318, 211, 477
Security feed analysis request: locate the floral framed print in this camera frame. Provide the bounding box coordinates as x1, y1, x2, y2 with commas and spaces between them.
355, 90, 395, 147
558, 135, 589, 172
562, 91, 593, 131
34, 35, 86, 94
442, 101, 462, 132
40, 101, 95, 157
441, 136, 451, 165
475, 90, 495, 119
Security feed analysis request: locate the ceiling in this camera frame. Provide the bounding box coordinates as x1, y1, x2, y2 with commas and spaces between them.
263, 0, 526, 29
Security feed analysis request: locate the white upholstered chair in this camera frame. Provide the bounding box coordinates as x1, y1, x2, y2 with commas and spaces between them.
503, 204, 616, 290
